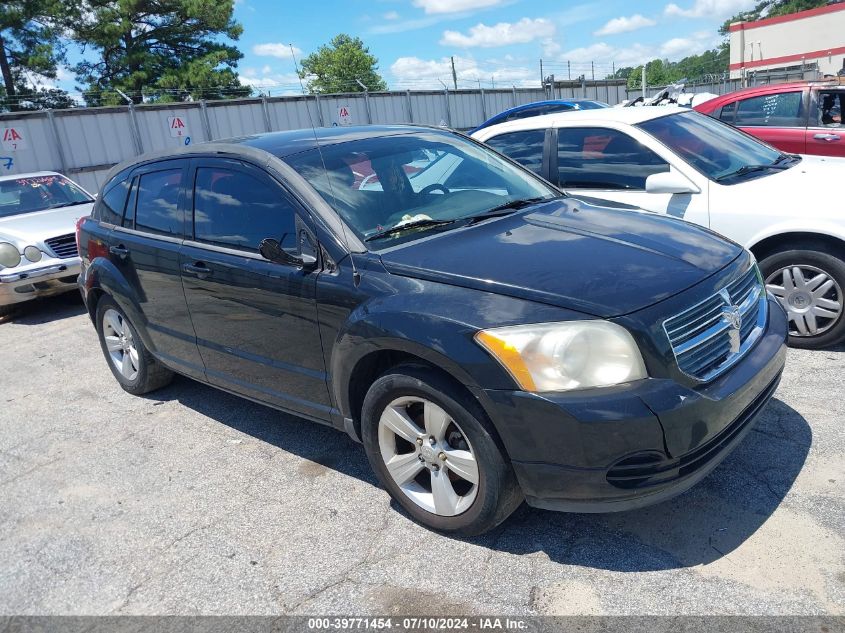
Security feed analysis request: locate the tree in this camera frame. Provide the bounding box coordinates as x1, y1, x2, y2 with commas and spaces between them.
0, 0, 75, 111
71, 0, 251, 105
299, 34, 387, 94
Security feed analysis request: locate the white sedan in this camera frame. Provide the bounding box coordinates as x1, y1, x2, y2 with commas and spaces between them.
0, 172, 94, 316
472, 106, 845, 349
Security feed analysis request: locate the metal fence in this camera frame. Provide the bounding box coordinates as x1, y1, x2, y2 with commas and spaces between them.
0, 82, 628, 193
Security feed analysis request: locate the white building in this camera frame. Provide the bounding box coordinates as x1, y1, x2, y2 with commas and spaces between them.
729, 2, 845, 80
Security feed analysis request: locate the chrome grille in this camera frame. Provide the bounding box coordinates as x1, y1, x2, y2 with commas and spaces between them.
664, 266, 767, 381
45, 233, 78, 259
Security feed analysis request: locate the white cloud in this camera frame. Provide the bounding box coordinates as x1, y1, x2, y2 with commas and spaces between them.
383, 10, 400, 20
659, 30, 720, 56
413, 0, 504, 15
240, 67, 303, 94
664, 0, 756, 19
553, 30, 719, 70
440, 18, 555, 48
595, 14, 656, 36
252, 43, 303, 59
390, 55, 536, 89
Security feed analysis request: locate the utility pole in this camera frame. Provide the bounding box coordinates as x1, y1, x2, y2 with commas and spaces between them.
642, 64, 647, 99
450, 56, 458, 91
539, 59, 544, 87
567, 61, 571, 80
591, 61, 595, 81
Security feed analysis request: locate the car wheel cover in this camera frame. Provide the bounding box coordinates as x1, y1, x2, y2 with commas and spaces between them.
765, 264, 843, 337
377, 396, 479, 517
102, 308, 140, 381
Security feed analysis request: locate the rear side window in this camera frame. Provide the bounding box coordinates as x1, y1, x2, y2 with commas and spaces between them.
557, 127, 669, 190
718, 101, 737, 123
193, 166, 297, 251
733, 91, 804, 127
134, 169, 183, 236
485, 130, 545, 175
98, 178, 130, 225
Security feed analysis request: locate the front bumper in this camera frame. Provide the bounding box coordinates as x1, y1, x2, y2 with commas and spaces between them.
479, 295, 788, 513
0, 258, 81, 307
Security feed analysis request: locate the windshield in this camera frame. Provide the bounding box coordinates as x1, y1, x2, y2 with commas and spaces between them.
0, 175, 93, 219
638, 111, 789, 182
285, 131, 558, 247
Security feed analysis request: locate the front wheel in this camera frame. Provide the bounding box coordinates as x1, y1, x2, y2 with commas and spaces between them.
361, 365, 522, 536
759, 245, 845, 349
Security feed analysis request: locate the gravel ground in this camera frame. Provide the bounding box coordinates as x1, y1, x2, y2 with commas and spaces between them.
0, 293, 843, 616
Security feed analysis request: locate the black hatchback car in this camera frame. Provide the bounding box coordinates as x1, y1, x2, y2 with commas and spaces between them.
77, 125, 788, 535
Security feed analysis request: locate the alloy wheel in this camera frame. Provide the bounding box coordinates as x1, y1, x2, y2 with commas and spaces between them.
765, 265, 843, 337
102, 308, 140, 380
377, 396, 479, 516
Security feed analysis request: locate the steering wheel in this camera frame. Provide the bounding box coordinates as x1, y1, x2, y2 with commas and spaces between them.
419, 183, 450, 196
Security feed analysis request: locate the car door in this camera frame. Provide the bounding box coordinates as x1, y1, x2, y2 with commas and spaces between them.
806, 88, 845, 157
720, 90, 809, 154
552, 125, 709, 226
107, 159, 206, 380
180, 156, 331, 421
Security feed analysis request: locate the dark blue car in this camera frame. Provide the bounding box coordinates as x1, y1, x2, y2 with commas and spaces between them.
471, 99, 609, 133
77, 125, 787, 535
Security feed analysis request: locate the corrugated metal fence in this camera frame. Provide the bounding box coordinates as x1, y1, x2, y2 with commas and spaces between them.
0, 83, 628, 193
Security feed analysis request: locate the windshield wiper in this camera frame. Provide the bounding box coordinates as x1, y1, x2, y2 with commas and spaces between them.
47, 201, 90, 209
465, 196, 555, 225
364, 218, 456, 242
715, 162, 792, 181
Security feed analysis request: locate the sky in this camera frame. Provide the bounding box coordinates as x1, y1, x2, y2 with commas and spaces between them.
50, 0, 758, 97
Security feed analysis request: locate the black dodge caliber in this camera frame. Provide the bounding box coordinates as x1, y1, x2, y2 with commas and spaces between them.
77, 125, 788, 535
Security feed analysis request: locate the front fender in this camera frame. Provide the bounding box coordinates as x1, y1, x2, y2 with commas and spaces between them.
327, 276, 584, 419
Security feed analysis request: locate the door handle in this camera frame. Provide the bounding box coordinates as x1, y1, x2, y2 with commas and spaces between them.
182, 262, 212, 279
109, 244, 129, 259
813, 133, 841, 142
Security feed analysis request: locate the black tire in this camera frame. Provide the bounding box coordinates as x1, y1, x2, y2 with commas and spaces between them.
361, 364, 522, 536
758, 244, 845, 349
95, 295, 174, 394
0, 304, 15, 320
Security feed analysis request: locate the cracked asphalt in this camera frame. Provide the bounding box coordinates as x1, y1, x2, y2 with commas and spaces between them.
0, 293, 843, 615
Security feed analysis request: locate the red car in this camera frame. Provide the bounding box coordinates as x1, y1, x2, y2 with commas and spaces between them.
694, 80, 845, 157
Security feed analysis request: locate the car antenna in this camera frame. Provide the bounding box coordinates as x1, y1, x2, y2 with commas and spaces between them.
291, 44, 361, 287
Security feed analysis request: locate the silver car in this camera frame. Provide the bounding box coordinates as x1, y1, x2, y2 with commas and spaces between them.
0, 172, 94, 315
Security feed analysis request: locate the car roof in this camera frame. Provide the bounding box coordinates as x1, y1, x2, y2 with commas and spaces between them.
473, 105, 687, 136
225, 124, 446, 158
0, 171, 63, 182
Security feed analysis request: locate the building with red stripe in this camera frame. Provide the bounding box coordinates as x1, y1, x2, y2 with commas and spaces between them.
729, 2, 845, 80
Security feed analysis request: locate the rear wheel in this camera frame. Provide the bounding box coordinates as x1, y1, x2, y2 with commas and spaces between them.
759, 245, 845, 349
361, 364, 522, 535
96, 296, 173, 394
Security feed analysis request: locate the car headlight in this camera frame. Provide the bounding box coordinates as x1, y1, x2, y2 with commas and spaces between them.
0, 242, 21, 269
475, 321, 647, 392
24, 245, 42, 262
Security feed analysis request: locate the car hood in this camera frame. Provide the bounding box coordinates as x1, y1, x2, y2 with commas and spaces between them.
0, 202, 92, 246
726, 156, 845, 215
378, 198, 742, 317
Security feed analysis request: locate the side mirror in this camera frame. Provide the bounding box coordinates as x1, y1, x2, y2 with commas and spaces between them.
259, 238, 317, 271
645, 171, 698, 195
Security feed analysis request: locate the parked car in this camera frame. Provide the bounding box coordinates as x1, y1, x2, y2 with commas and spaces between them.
694, 80, 845, 157
473, 107, 845, 349
0, 172, 94, 315
77, 125, 787, 535
470, 99, 608, 134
